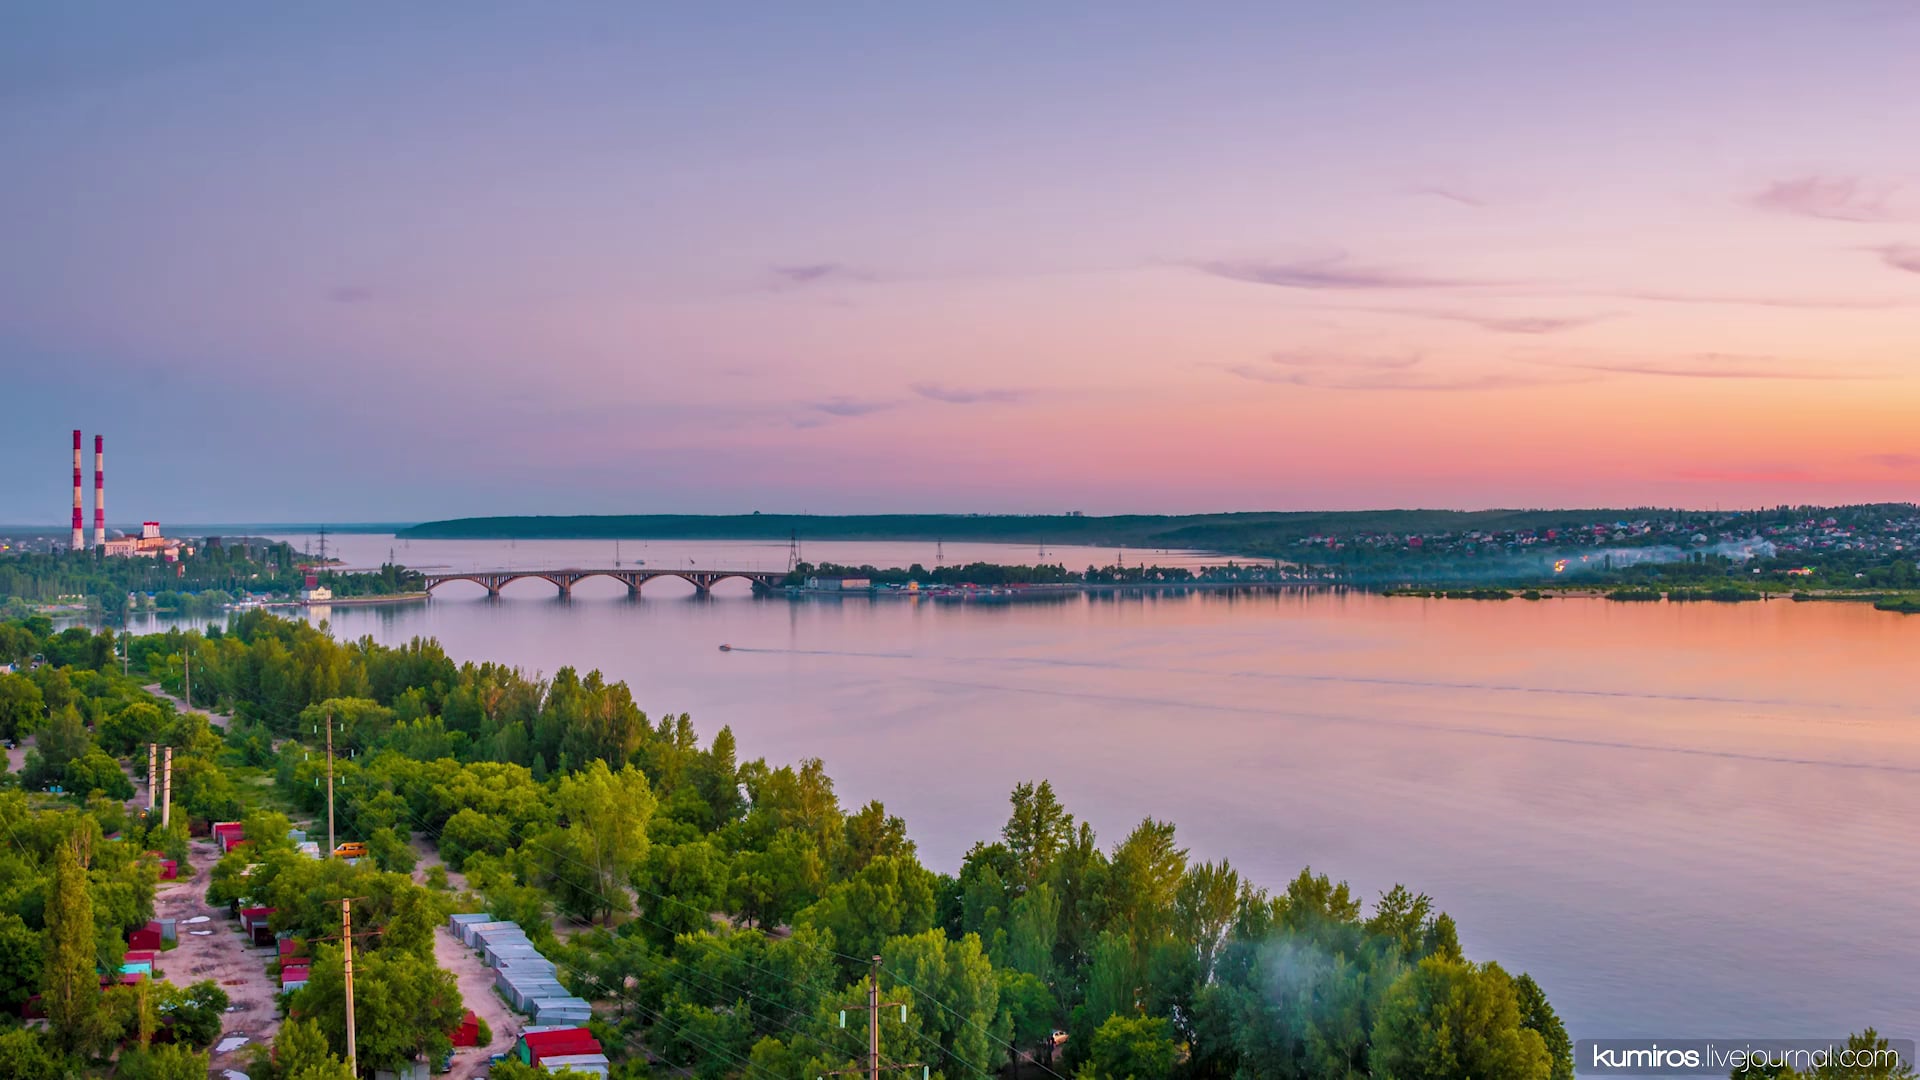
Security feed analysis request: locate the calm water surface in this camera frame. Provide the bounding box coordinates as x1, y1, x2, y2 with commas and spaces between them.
144, 536, 1920, 1037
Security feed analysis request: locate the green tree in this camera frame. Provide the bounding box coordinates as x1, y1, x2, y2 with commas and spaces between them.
252, 1016, 353, 1080
32, 666, 74, 716
727, 829, 825, 930
368, 826, 418, 875
1003, 780, 1076, 889
638, 839, 730, 945
1002, 882, 1060, 983
882, 929, 1002, 1079
0, 1029, 65, 1080
99, 701, 167, 756
997, 968, 1060, 1064
43, 837, 97, 1054
1371, 956, 1550, 1080
0, 672, 44, 741
115, 1043, 212, 1080
841, 799, 914, 875
1513, 972, 1574, 1080
295, 945, 463, 1071
36, 704, 92, 780
548, 760, 655, 924
797, 854, 937, 971
0, 907, 41, 1006
155, 979, 231, 1048
0, 912, 45, 1009
439, 808, 511, 871
64, 750, 134, 800
1105, 819, 1187, 942
1084, 1013, 1179, 1080
1175, 859, 1243, 983
168, 752, 242, 822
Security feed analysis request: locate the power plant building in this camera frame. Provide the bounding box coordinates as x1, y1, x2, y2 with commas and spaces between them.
103, 522, 187, 560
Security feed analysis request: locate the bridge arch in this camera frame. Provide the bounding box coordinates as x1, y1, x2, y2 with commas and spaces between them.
421, 567, 787, 599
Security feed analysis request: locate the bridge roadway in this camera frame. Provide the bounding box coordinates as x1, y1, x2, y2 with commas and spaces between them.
420, 567, 787, 599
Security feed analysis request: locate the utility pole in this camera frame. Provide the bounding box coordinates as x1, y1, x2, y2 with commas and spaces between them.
147, 743, 157, 814
161, 747, 173, 828
825, 956, 923, 1080
868, 956, 880, 1080
342, 897, 357, 1075
182, 648, 190, 711
325, 713, 335, 858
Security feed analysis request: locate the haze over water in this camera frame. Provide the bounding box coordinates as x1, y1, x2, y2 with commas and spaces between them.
142, 535, 1919, 1040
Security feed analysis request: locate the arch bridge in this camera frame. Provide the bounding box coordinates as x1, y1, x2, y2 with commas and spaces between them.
420, 567, 788, 599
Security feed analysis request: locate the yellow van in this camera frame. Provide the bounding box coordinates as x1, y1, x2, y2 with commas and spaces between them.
333, 841, 368, 859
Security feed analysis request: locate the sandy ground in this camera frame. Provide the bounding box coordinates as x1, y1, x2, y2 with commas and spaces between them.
6, 733, 31, 776
412, 834, 519, 1079
154, 836, 280, 1075
435, 916, 521, 1079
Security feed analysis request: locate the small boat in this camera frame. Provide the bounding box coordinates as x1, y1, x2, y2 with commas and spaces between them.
718, 644, 733, 652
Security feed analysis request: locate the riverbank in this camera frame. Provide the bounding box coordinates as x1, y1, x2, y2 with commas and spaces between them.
310, 591, 429, 607
1383, 585, 1920, 614
787, 578, 1329, 601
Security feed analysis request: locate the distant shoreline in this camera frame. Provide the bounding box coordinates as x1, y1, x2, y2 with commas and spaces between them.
392, 508, 1721, 549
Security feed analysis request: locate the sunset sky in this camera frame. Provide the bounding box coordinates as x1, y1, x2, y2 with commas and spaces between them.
3, 3, 1918, 522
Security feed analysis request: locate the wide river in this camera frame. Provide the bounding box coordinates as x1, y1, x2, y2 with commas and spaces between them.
139, 534, 1920, 1039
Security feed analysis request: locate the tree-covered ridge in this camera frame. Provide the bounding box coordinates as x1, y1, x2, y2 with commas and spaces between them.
398, 508, 1721, 545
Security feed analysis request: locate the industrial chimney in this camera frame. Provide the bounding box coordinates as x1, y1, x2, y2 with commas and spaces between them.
70, 430, 84, 551
93, 435, 106, 549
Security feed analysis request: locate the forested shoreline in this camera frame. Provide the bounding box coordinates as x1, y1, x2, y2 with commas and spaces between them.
0, 545, 421, 618
1, 613, 1903, 1079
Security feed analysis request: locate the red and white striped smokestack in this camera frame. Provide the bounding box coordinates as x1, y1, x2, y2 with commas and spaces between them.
70, 430, 84, 551
93, 435, 106, 549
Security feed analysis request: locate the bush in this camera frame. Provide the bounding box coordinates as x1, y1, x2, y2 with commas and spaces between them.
369, 827, 417, 875
65, 750, 135, 800
158, 979, 231, 1048
440, 809, 510, 871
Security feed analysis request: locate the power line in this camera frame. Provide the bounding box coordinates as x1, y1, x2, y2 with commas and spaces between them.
162, 669, 1056, 1080
311, 752, 1020, 1080
822, 955, 924, 1080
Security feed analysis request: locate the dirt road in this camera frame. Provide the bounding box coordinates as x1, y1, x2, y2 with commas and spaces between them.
435, 917, 521, 1079
412, 834, 518, 1078
6, 734, 30, 776
143, 683, 227, 731
154, 836, 280, 1074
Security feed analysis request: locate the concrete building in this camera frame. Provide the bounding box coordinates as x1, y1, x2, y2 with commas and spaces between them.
103, 521, 189, 561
